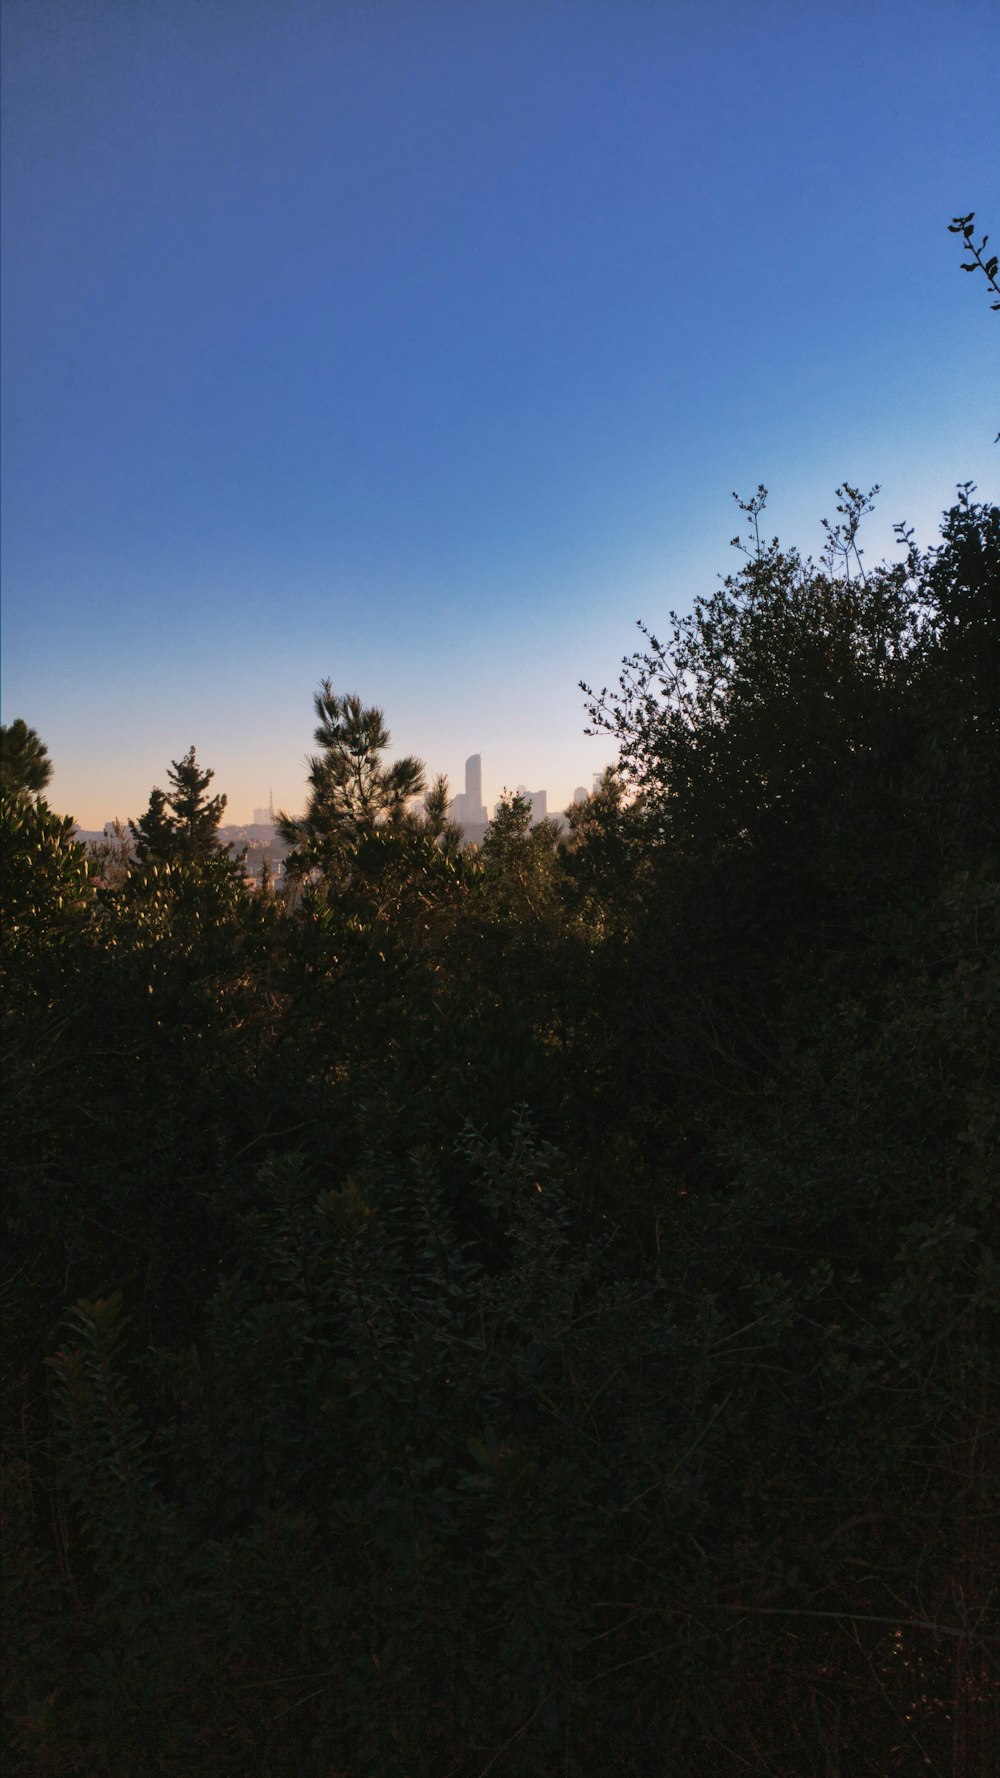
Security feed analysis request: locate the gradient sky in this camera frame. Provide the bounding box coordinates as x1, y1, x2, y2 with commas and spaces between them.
2, 0, 997, 830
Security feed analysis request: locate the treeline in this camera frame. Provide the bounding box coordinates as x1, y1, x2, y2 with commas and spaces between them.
1, 487, 997, 1776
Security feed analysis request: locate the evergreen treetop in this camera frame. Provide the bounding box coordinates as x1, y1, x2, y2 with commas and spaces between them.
130, 746, 229, 867
0, 718, 53, 798
278, 683, 427, 879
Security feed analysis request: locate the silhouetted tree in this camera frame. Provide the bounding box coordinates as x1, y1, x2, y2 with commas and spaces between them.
166, 745, 229, 864
130, 746, 229, 866
4, 495, 997, 1778
278, 683, 426, 879
419, 772, 464, 854
130, 785, 175, 864
583, 484, 920, 863
0, 718, 52, 798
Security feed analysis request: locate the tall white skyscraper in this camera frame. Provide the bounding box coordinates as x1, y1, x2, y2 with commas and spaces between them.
449, 753, 487, 827
465, 754, 484, 821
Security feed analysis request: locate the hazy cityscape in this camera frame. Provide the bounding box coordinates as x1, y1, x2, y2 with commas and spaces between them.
78, 752, 602, 879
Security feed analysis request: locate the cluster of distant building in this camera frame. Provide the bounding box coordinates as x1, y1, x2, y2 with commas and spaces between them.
85, 760, 599, 887
83, 760, 600, 878
229, 755, 582, 882
446, 754, 596, 845
240, 756, 596, 852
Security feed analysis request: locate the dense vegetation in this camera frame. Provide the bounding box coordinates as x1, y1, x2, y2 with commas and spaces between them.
2, 486, 997, 1776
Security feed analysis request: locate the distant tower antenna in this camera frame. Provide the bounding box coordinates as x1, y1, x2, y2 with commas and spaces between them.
269, 786, 274, 824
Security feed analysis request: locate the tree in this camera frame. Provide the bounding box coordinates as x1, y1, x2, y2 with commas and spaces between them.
166, 746, 229, 865
130, 746, 230, 867
0, 719, 52, 798
86, 817, 135, 889
130, 785, 175, 865
583, 484, 920, 862
898, 482, 1000, 725
560, 768, 647, 930
0, 791, 92, 960
418, 772, 464, 855
481, 789, 561, 896
278, 683, 427, 880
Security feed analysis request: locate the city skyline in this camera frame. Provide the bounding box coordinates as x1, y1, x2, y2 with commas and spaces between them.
81, 749, 586, 837
2, 2, 996, 832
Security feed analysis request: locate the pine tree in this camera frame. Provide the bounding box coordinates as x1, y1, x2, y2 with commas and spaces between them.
166, 746, 228, 865
130, 786, 176, 865
130, 748, 230, 867
419, 773, 464, 854
278, 684, 426, 879
0, 719, 53, 798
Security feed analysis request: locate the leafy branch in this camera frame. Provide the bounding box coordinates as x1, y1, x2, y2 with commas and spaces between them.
948, 212, 1000, 311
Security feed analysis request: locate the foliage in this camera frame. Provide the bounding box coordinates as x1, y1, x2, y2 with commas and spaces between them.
0, 791, 93, 963
949, 211, 999, 438
278, 684, 428, 882
3, 493, 998, 1775
949, 211, 1000, 311
130, 746, 232, 868
86, 818, 135, 889
583, 483, 921, 863
0, 719, 53, 798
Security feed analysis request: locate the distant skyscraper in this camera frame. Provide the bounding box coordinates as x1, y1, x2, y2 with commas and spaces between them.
465, 754, 484, 821
252, 790, 275, 827
449, 752, 487, 828
516, 785, 548, 824
573, 786, 588, 804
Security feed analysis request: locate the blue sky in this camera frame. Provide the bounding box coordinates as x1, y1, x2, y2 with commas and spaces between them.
2, 0, 997, 828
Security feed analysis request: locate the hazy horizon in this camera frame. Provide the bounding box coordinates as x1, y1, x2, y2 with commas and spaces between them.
2, 0, 997, 831
74, 754, 590, 837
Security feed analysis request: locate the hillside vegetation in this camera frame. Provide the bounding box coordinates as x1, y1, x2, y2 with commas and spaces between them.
2, 487, 997, 1776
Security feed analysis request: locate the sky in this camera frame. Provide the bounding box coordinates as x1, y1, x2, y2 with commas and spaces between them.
2, 0, 997, 830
